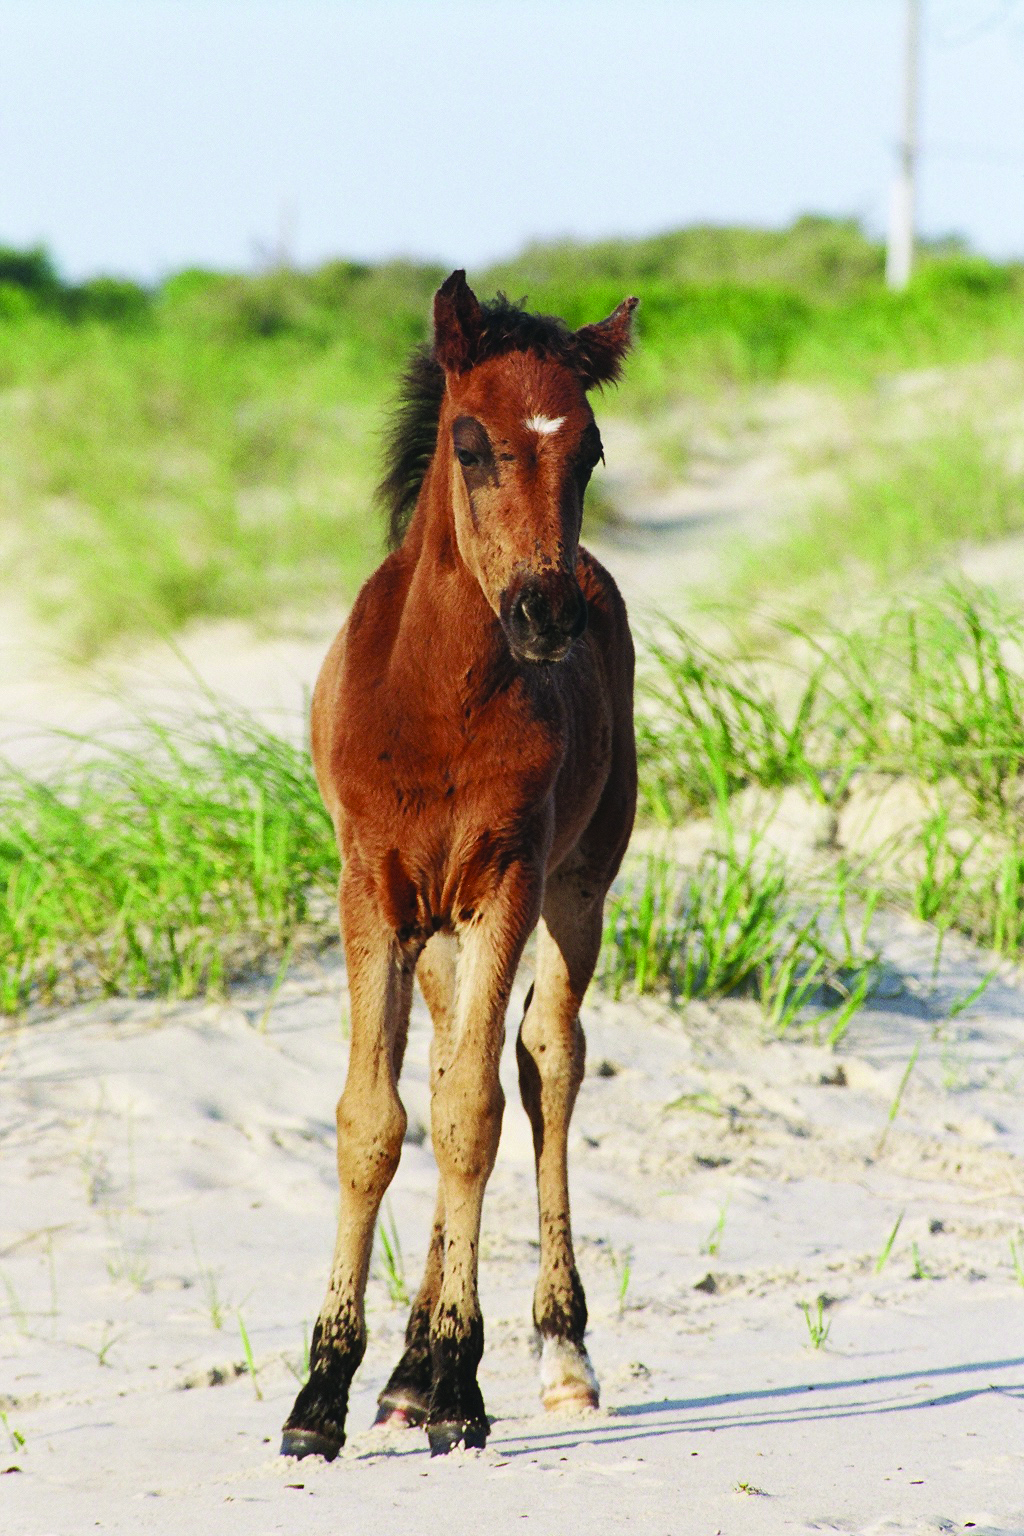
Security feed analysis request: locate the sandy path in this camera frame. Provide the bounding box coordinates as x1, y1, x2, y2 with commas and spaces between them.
4, 911, 1024, 1534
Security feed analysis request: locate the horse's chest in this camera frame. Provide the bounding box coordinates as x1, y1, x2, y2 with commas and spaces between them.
356, 703, 555, 824
341, 678, 560, 844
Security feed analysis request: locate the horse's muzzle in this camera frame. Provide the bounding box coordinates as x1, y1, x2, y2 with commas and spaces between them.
502, 574, 588, 664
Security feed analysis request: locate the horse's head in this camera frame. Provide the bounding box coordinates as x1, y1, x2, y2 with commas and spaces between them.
432, 271, 637, 665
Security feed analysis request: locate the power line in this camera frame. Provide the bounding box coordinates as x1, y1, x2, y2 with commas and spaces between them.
922, 139, 1024, 167
932, 0, 1021, 47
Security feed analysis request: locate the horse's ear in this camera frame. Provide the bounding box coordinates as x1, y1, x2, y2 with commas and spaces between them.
573, 296, 639, 388
433, 270, 484, 373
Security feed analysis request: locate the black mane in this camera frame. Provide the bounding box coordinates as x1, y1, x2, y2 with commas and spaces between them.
378, 295, 585, 550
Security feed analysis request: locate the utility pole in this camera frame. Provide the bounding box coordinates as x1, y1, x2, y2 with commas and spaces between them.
886, 0, 921, 290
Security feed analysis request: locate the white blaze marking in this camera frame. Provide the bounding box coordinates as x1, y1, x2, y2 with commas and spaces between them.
525, 414, 565, 436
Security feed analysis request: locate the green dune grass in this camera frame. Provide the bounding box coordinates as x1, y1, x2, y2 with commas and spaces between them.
5, 589, 1024, 1020
1, 219, 1022, 652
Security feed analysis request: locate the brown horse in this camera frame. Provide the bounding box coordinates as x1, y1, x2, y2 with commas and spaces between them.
281, 270, 638, 1459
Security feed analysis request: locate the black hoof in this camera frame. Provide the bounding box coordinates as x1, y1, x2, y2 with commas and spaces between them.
427, 1418, 489, 1456
280, 1427, 342, 1461
374, 1386, 429, 1428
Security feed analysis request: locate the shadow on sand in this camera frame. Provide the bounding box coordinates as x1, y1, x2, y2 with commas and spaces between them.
488, 1352, 1024, 1456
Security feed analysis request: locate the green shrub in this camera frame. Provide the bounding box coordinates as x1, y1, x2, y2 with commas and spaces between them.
1, 222, 1023, 649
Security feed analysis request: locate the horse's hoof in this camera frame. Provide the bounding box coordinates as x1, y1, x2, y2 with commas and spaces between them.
280, 1427, 342, 1461
374, 1387, 429, 1428
541, 1380, 600, 1413
539, 1336, 600, 1414
427, 1418, 488, 1456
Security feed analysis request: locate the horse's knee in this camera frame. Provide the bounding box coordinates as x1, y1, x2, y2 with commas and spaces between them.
517, 1008, 586, 1122
431, 1060, 504, 1185
336, 1087, 406, 1196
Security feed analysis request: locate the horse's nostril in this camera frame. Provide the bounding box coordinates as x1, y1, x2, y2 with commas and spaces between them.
506, 577, 585, 657
516, 586, 550, 631
568, 591, 588, 640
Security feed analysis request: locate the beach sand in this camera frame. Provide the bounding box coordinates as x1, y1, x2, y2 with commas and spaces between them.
3, 908, 1024, 1535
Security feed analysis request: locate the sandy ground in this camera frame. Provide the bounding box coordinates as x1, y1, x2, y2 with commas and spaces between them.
4, 914, 1024, 1535
5, 376, 1024, 1533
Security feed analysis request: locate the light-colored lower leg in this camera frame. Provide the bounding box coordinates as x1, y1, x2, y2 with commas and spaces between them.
282, 879, 412, 1455
426, 879, 539, 1450
376, 933, 458, 1422
517, 884, 603, 1412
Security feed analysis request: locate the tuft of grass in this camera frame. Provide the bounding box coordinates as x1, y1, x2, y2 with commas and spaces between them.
190, 1231, 227, 1331
599, 841, 875, 1037
610, 1245, 634, 1316
664, 1089, 727, 1118
0, 705, 336, 1013
1, 1272, 29, 1336
0, 1409, 26, 1452
376, 1203, 408, 1306
701, 1202, 729, 1258
800, 1296, 831, 1349
285, 1321, 312, 1386
104, 1216, 150, 1291
1010, 1236, 1024, 1291
875, 1043, 921, 1157
636, 620, 825, 825
875, 1211, 905, 1275
82, 1322, 123, 1368
237, 1310, 262, 1400
641, 588, 1024, 827
910, 1241, 932, 1281
948, 970, 996, 1021
816, 587, 1024, 821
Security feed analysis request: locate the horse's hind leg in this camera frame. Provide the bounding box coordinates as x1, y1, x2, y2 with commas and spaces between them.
516, 866, 603, 1412
281, 869, 412, 1460
375, 933, 457, 1428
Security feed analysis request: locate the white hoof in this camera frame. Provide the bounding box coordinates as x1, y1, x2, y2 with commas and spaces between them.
539, 1336, 600, 1412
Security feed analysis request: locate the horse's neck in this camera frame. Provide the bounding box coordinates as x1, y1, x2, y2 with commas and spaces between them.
399, 465, 504, 677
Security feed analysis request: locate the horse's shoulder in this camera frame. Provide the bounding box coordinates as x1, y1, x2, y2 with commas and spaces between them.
342, 550, 412, 666
576, 546, 632, 653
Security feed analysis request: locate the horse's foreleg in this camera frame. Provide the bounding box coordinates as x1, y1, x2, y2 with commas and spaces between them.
281, 875, 412, 1460
516, 872, 602, 1412
426, 872, 539, 1454
375, 934, 457, 1427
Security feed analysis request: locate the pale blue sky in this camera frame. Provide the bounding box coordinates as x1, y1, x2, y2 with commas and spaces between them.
1, 0, 1022, 280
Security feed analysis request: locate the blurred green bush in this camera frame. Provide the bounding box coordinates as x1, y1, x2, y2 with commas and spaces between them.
1, 216, 1021, 651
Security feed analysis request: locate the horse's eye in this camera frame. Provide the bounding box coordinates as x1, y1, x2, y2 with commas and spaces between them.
577, 429, 604, 472
456, 448, 479, 468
